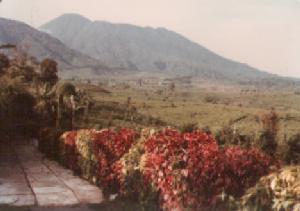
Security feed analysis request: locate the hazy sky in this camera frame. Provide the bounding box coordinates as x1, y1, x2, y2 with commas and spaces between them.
0, 0, 300, 77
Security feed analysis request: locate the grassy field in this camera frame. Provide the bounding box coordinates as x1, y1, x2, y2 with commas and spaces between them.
76, 83, 300, 141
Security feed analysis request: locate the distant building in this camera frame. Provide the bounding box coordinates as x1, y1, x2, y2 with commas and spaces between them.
161, 76, 193, 88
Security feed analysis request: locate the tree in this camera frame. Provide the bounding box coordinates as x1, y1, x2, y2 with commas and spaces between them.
258, 109, 279, 156
40, 58, 58, 91
170, 82, 175, 92
75, 89, 94, 124
56, 82, 76, 130
0, 84, 37, 138
0, 53, 9, 74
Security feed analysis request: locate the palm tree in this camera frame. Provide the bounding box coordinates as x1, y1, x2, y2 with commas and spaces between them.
56, 82, 76, 130
40, 58, 58, 93
75, 89, 94, 123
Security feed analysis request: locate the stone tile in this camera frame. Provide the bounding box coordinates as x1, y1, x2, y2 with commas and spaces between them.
23, 165, 51, 174
43, 160, 61, 168
32, 186, 69, 194
36, 190, 79, 206
0, 194, 35, 206
0, 174, 27, 183
57, 171, 77, 180
0, 143, 104, 207
26, 171, 56, 180
0, 183, 32, 195
21, 161, 50, 174
74, 185, 101, 192
0, 167, 24, 179
28, 175, 64, 188
73, 186, 103, 204
64, 178, 91, 189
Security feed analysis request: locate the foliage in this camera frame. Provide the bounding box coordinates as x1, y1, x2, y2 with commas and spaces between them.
215, 126, 252, 148
253, 109, 280, 157
38, 127, 62, 159
57, 82, 76, 96
40, 58, 58, 87
223, 147, 276, 197
57, 128, 138, 196
0, 53, 9, 73
42, 127, 277, 210
0, 53, 62, 137
260, 109, 279, 137
180, 122, 198, 133
0, 84, 38, 137
62, 131, 80, 171
142, 129, 275, 210
116, 128, 159, 210
284, 134, 300, 164
75, 129, 97, 179
204, 94, 219, 104
240, 166, 300, 211
93, 128, 138, 195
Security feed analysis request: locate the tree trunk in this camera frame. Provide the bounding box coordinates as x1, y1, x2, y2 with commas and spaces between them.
70, 95, 76, 130
56, 94, 63, 130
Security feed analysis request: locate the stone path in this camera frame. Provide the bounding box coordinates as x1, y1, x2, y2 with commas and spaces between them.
0, 139, 103, 207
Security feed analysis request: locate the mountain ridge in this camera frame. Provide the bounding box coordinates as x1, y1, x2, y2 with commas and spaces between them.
0, 17, 110, 76
40, 13, 277, 82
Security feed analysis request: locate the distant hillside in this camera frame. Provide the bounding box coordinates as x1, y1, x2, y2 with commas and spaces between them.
40, 13, 278, 82
0, 17, 110, 76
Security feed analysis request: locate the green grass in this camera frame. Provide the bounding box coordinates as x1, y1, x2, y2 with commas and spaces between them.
76, 83, 300, 140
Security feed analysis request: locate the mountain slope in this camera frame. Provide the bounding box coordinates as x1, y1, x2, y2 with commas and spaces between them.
40, 13, 276, 82
0, 17, 109, 75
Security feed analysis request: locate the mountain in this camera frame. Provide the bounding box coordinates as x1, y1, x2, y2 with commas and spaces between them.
40, 13, 277, 82
0, 17, 110, 77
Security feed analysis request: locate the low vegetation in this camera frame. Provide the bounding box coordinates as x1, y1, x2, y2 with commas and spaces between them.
0, 47, 299, 210
40, 128, 280, 211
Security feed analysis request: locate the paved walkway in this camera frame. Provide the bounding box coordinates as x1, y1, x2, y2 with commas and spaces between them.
0, 139, 103, 207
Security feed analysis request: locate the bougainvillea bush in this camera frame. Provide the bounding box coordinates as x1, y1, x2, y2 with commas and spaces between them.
57, 128, 138, 195
114, 128, 160, 210
142, 129, 276, 210
47, 127, 277, 211
60, 130, 78, 171
93, 128, 138, 194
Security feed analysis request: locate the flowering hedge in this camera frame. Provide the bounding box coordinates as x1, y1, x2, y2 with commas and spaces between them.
93, 128, 138, 194
240, 165, 300, 211
114, 128, 160, 210
57, 128, 138, 195
42, 127, 276, 210
61, 131, 78, 171
223, 147, 276, 197
142, 129, 275, 210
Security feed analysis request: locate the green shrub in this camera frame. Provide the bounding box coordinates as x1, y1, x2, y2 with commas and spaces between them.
284, 134, 300, 164
215, 126, 252, 148
0, 84, 38, 138
257, 130, 278, 157
255, 110, 279, 157
180, 122, 198, 133
204, 94, 220, 104
38, 127, 62, 159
